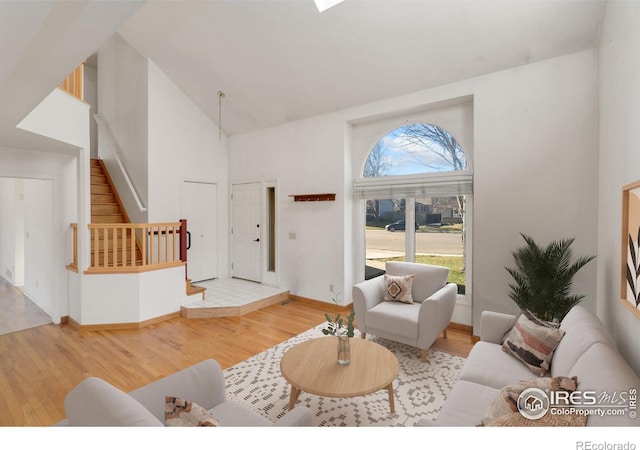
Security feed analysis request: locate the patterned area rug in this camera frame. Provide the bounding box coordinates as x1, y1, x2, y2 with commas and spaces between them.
223, 324, 465, 426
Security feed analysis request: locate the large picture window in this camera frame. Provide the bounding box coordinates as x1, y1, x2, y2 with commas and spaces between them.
356, 124, 471, 295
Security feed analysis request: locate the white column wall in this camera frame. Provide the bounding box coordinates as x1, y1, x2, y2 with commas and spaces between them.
598, 2, 640, 375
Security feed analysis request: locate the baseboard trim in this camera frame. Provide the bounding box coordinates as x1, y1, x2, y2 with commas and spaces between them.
67, 311, 181, 332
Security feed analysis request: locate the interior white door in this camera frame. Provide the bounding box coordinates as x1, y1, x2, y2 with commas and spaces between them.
231, 182, 262, 282
182, 182, 218, 282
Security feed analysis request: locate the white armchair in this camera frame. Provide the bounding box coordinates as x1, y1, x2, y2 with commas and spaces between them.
353, 261, 457, 362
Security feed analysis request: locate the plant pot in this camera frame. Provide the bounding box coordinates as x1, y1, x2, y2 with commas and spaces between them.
337, 335, 350, 366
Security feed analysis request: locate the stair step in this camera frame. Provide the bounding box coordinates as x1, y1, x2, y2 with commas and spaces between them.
91, 174, 108, 185
91, 214, 126, 224
90, 167, 103, 176
90, 159, 101, 168
91, 185, 113, 195
91, 203, 120, 214
186, 279, 206, 299
91, 193, 116, 204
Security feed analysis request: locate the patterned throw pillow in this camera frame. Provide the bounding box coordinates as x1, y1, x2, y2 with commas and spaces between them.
501, 310, 566, 376
481, 376, 580, 426
165, 396, 219, 426
383, 274, 415, 304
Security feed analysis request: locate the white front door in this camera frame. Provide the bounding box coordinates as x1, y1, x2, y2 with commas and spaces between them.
231, 182, 262, 282
182, 181, 218, 282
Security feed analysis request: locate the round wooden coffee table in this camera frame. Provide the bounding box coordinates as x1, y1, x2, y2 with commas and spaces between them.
280, 336, 399, 413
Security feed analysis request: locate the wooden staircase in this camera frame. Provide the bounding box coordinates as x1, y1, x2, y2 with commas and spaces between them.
89, 159, 205, 298
91, 160, 127, 223
90, 159, 141, 266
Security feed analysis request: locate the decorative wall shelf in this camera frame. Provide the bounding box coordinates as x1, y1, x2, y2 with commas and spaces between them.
289, 193, 336, 202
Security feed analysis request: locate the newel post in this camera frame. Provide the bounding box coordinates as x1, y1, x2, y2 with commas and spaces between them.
179, 219, 188, 263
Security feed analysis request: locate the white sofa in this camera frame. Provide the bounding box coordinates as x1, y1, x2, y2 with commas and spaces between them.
418, 305, 640, 426
57, 359, 313, 426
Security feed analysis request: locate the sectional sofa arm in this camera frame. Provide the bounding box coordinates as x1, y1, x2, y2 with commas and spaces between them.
272, 406, 314, 426
480, 311, 517, 344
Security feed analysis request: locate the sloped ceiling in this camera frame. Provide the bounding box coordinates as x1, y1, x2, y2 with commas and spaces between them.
119, 0, 605, 136
0, 0, 144, 152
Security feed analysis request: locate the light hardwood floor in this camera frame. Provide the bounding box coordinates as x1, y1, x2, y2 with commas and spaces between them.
0, 295, 474, 426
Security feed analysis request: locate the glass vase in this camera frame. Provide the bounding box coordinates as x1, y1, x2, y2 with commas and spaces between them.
337, 334, 350, 366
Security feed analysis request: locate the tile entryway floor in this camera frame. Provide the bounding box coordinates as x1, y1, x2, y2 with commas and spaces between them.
181, 277, 289, 318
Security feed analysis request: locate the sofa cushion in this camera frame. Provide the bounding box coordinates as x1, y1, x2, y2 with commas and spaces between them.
385, 261, 448, 303
459, 341, 539, 390
366, 301, 420, 340
551, 305, 615, 377
165, 396, 219, 426
431, 380, 500, 426
383, 274, 415, 304
501, 311, 565, 376
64, 377, 163, 426
481, 376, 579, 425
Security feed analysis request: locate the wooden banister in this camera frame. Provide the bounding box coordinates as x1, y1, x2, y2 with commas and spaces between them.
68, 222, 186, 274
57, 63, 84, 100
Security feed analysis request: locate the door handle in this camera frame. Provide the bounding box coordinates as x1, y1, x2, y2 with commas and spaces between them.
254, 238, 260, 242
186, 231, 191, 250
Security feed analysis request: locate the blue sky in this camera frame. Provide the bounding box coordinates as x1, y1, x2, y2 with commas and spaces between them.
368, 125, 466, 177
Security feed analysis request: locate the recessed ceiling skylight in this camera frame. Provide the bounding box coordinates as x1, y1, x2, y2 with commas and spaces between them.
314, 0, 345, 13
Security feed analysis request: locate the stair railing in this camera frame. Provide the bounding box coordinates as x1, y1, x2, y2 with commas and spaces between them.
58, 63, 84, 100
93, 114, 147, 213
69, 222, 186, 273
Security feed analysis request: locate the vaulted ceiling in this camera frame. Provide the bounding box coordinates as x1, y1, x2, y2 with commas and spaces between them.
119, 0, 605, 136
1, 0, 606, 145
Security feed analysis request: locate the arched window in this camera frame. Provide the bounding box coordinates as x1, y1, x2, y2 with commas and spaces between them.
364, 124, 466, 178
356, 123, 472, 297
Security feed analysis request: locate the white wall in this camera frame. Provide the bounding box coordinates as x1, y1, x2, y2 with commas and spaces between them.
230, 49, 600, 328
23, 178, 53, 316
472, 50, 599, 329
97, 33, 149, 223
0, 178, 26, 287
230, 114, 346, 302
84, 64, 99, 159
147, 61, 229, 277
80, 266, 187, 325
598, 1, 640, 375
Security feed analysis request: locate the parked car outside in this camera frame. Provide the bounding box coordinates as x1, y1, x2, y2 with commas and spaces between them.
385, 220, 419, 232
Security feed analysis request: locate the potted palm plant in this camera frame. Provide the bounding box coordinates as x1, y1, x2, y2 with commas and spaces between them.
505, 233, 596, 322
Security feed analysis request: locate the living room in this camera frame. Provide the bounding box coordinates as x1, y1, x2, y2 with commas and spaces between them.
0, 0, 639, 444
